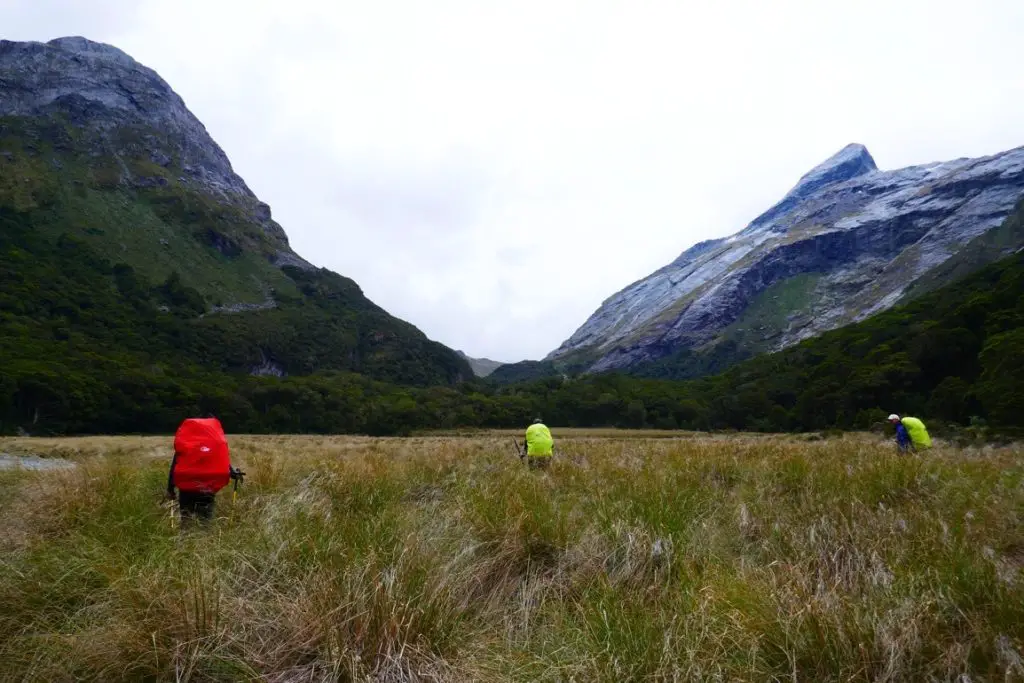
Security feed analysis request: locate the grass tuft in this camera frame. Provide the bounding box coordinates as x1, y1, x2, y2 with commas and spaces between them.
0, 432, 1021, 681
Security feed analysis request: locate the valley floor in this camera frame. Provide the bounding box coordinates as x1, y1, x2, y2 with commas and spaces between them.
0, 433, 1022, 681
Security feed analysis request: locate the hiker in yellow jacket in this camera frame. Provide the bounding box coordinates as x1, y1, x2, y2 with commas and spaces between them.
525, 418, 554, 470
887, 414, 932, 452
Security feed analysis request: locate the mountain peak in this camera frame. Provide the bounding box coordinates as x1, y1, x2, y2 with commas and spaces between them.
742, 143, 878, 232
0, 36, 472, 390
547, 141, 1024, 375
0, 35, 257, 199
790, 143, 877, 197
46, 36, 137, 66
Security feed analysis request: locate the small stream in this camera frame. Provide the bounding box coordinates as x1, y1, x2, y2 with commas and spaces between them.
0, 454, 77, 471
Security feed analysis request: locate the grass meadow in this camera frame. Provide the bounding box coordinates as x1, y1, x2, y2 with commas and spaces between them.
0, 432, 1022, 682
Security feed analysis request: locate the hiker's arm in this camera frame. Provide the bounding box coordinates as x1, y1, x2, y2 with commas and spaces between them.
896, 425, 911, 450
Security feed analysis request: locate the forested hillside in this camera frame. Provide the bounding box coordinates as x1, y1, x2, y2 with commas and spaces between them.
3, 221, 1020, 435
0, 207, 467, 434
0, 38, 472, 398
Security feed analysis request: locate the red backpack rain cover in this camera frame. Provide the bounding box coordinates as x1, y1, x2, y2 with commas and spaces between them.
172, 418, 231, 494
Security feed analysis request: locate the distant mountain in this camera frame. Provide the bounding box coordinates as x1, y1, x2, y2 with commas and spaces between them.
683, 231, 1024, 432
545, 142, 1024, 377
456, 351, 504, 377
501, 225, 1024, 433
488, 359, 560, 384
0, 36, 471, 390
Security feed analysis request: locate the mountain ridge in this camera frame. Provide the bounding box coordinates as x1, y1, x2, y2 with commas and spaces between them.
0, 35, 472, 386
545, 141, 1024, 374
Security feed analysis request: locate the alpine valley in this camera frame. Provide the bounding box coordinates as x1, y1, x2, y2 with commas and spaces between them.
2, 36, 1022, 436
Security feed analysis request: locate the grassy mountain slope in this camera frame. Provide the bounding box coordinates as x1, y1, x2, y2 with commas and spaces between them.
0, 114, 471, 389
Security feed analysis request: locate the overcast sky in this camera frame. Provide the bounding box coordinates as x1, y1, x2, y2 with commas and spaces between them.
3, 1, 1024, 361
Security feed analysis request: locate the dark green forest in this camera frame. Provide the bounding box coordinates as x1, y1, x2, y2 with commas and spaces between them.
2, 193, 1022, 435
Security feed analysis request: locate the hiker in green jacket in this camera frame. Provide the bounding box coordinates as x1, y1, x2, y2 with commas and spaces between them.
888, 414, 932, 453
525, 418, 554, 470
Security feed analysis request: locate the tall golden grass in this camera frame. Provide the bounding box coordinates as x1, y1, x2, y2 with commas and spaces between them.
0, 432, 1021, 681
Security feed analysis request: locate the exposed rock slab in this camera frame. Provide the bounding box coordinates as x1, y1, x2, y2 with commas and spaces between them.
549, 143, 1024, 372
0, 36, 312, 270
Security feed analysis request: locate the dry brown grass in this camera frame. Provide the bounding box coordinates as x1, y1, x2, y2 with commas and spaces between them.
0, 432, 1021, 681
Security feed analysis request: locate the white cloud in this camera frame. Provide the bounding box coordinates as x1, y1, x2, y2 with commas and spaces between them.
3, 0, 1024, 361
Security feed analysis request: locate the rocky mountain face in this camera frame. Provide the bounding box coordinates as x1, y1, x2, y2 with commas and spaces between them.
548, 142, 1024, 373
0, 37, 471, 386
0, 36, 305, 268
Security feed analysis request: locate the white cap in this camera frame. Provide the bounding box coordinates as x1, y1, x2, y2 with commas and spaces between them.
887, 414, 900, 421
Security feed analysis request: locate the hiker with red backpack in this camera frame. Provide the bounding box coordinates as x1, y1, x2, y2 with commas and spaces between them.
166, 417, 244, 523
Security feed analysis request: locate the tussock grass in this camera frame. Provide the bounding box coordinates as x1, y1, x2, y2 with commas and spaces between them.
0, 433, 1022, 681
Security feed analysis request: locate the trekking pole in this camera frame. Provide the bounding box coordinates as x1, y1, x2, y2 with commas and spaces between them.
169, 498, 179, 531
512, 437, 525, 461
231, 467, 246, 504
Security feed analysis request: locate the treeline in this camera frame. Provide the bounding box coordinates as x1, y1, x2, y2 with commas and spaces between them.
0, 206, 469, 392
2, 251, 1022, 437
689, 248, 1024, 432
2, 210, 1022, 436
